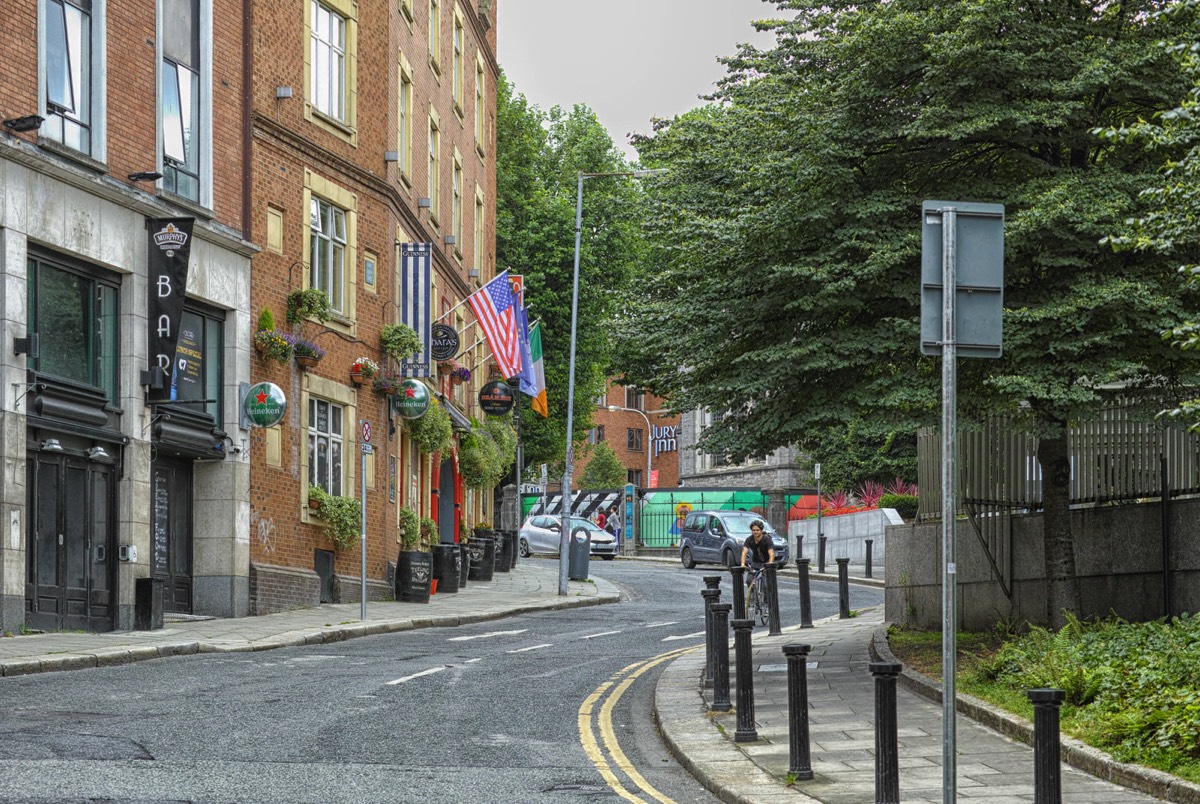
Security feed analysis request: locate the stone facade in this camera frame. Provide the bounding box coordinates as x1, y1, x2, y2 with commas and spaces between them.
677, 409, 803, 489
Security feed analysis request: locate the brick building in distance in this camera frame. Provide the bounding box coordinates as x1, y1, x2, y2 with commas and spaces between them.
574, 379, 681, 490
247, 0, 499, 612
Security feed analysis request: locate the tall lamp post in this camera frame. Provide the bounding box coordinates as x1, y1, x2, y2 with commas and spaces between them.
607, 405, 653, 487
560, 169, 666, 595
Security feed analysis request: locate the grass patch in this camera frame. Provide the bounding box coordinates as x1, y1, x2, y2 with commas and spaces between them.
888, 614, 1200, 785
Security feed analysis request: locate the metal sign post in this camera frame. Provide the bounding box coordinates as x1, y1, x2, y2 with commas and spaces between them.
360, 420, 373, 622
920, 200, 1003, 804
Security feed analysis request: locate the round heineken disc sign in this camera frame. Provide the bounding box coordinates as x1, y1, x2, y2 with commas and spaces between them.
430, 323, 459, 361
479, 381, 515, 415
393, 379, 431, 419
244, 382, 287, 428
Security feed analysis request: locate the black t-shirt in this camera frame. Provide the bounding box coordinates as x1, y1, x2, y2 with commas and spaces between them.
743, 533, 774, 565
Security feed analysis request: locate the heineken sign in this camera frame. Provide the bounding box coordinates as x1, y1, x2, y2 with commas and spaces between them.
393, 379, 431, 419
430, 323, 459, 361
244, 382, 287, 428
479, 381, 515, 415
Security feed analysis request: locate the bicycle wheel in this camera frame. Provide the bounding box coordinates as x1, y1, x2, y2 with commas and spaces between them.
756, 579, 769, 626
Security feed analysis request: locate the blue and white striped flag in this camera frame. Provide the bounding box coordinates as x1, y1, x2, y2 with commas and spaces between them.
399, 243, 432, 377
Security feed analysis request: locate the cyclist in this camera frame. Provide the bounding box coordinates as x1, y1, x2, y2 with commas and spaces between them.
740, 519, 775, 592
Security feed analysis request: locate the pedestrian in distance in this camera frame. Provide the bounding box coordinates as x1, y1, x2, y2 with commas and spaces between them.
606, 505, 621, 536
740, 520, 775, 587
595, 508, 607, 530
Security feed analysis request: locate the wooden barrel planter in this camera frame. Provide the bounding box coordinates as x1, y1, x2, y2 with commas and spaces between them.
458, 544, 470, 588
432, 544, 461, 594
396, 550, 433, 603
494, 533, 513, 573
468, 537, 495, 581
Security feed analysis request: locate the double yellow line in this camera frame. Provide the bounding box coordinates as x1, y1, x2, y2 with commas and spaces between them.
578, 645, 702, 803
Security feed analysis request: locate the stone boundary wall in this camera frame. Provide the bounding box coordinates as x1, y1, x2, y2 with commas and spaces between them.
789, 508, 902, 565
885, 497, 1200, 629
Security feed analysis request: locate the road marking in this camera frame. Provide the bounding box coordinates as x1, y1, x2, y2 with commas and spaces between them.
448, 629, 527, 642
507, 643, 552, 653
464, 658, 482, 663
386, 666, 448, 685
580, 630, 622, 640
661, 631, 706, 642
579, 646, 699, 803
642, 621, 678, 629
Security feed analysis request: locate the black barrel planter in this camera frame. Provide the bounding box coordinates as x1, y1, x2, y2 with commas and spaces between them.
494, 532, 514, 573
469, 537, 495, 581
432, 544, 461, 594
458, 544, 470, 588
397, 550, 433, 603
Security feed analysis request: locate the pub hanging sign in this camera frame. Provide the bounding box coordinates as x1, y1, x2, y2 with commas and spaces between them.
146, 217, 195, 402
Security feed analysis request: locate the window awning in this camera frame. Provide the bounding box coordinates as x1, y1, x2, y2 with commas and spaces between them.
437, 394, 474, 433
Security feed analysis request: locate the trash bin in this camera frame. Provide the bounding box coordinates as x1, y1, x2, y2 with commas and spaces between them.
568, 527, 591, 581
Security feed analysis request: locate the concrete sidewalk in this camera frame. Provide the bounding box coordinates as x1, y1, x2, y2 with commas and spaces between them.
655, 606, 1199, 804
0, 564, 617, 677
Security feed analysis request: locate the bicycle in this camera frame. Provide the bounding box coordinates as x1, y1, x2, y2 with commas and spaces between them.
745, 565, 771, 626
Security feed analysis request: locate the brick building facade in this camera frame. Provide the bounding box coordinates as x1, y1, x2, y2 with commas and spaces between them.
247, 0, 499, 612
574, 379, 681, 489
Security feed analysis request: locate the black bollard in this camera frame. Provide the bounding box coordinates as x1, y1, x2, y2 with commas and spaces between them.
837, 557, 851, 619
701, 585, 720, 689
729, 565, 747, 620
797, 558, 814, 628
764, 564, 782, 635
732, 618, 757, 741
818, 534, 827, 574
784, 644, 814, 780
710, 603, 732, 712
865, 539, 874, 579
871, 661, 901, 804
1028, 688, 1065, 804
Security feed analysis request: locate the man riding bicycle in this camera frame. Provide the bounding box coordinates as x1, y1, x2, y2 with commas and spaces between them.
740, 519, 775, 589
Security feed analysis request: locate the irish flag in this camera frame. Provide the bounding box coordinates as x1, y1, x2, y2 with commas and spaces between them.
529, 321, 548, 417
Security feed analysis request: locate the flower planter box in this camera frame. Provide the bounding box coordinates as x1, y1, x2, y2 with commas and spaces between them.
396, 550, 433, 603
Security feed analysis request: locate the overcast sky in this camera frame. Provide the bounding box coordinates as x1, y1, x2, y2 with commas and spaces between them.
496, 1, 778, 160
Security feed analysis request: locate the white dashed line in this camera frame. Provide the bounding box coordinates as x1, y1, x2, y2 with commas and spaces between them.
506, 644, 553, 654
662, 631, 706, 641
643, 621, 679, 629
580, 630, 622, 640
447, 629, 528, 642
386, 666, 448, 685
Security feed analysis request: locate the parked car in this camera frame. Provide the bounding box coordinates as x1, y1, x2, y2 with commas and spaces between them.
519, 515, 618, 560
678, 510, 789, 569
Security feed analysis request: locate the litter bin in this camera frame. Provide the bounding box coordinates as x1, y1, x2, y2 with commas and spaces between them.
568, 527, 591, 581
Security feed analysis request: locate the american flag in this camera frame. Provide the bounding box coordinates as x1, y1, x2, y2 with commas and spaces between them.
467, 270, 521, 379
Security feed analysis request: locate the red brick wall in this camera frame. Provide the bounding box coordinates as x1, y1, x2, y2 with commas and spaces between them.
574, 378, 681, 489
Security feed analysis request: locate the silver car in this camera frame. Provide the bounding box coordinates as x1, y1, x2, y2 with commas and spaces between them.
519, 515, 619, 560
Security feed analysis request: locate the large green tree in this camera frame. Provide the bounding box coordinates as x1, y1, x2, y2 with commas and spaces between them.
617, 0, 1200, 626
496, 72, 647, 475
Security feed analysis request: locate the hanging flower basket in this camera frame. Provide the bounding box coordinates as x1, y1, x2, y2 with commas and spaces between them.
438, 359, 458, 375
450, 365, 471, 385
350, 356, 380, 385
374, 372, 402, 396
292, 337, 326, 370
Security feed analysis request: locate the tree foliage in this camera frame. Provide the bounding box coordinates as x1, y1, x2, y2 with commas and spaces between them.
496, 72, 648, 473
617, 0, 1200, 626
579, 441, 628, 489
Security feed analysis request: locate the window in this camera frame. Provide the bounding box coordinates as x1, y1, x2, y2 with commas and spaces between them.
161, 0, 201, 201
45, 0, 94, 154
627, 469, 643, 487
171, 306, 224, 420
627, 428, 643, 452
474, 55, 485, 155
27, 252, 119, 402
310, 0, 346, 121
427, 0, 441, 73
587, 425, 605, 445
396, 55, 413, 183
451, 9, 464, 114
625, 386, 644, 411
452, 154, 463, 256
308, 398, 344, 495
363, 251, 376, 293
594, 391, 608, 408
473, 187, 484, 275
310, 196, 347, 313
399, 0, 413, 22
427, 112, 441, 224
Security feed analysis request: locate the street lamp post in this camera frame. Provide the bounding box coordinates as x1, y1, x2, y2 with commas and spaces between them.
607, 404, 661, 487
560, 169, 666, 595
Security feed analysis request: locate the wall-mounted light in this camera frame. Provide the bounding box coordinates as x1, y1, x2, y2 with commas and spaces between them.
40, 439, 63, 453
3, 115, 44, 132
13, 333, 39, 358
275, 86, 293, 99
384, 151, 399, 163
85, 446, 111, 462
444, 235, 456, 245
417, 197, 431, 209
128, 171, 163, 183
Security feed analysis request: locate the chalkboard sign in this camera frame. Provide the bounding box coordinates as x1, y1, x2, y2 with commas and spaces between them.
153, 471, 170, 573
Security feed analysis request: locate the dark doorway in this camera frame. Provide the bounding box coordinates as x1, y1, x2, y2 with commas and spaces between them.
151, 459, 193, 614
26, 452, 115, 632
314, 549, 335, 603
438, 458, 456, 543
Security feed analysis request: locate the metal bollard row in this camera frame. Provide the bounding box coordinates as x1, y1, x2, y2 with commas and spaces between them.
710, 603, 732, 712
797, 558, 814, 628
837, 557, 851, 619
701, 575, 722, 689
1029, 688, 1064, 804
783, 643, 814, 780
733, 618, 757, 741
764, 564, 782, 636
729, 565, 747, 620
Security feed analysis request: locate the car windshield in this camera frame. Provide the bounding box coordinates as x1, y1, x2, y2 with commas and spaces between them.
571, 518, 599, 531
719, 514, 776, 537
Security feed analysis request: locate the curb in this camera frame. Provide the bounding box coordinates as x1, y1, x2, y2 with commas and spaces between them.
0, 589, 620, 678
869, 627, 1200, 804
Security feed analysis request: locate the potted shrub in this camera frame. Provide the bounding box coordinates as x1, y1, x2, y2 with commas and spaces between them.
292, 337, 326, 369
396, 507, 434, 603
307, 485, 361, 551
350, 356, 380, 385
373, 372, 402, 396
286, 288, 332, 324
380, 323, 422, 363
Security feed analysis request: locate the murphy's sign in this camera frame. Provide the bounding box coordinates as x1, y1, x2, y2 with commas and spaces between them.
146, 217, 194, 402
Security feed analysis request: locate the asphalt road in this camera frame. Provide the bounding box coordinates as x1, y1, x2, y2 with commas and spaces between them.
0, 560, 882, 804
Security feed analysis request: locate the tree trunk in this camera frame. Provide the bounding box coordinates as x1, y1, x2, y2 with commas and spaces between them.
1037, 434, 1081, 628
